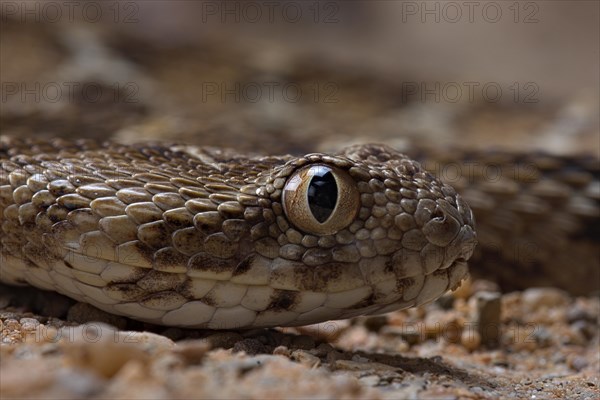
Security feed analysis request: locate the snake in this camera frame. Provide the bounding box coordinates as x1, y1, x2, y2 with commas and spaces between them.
0, 136, 478, 329
1, 137, 598, 329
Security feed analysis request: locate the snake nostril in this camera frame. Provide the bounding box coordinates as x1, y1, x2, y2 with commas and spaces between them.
422, 208, 462, 247
431, 207, 445, 221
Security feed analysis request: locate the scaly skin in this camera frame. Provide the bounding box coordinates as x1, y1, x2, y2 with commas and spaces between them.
0, 137, 476, 328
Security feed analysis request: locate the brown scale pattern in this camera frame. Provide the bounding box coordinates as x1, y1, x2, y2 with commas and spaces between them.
1, 137, 478, 328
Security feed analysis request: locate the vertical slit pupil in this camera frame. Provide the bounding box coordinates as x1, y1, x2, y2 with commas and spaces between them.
307, 168, 338, 223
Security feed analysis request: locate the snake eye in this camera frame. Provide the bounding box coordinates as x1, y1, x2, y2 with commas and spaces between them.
282, 164, 360, 235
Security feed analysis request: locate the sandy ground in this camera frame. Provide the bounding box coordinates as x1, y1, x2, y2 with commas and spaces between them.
1, 279, 598, 399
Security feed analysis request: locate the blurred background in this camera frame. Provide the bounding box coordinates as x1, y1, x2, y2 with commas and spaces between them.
1, 0, 598, 156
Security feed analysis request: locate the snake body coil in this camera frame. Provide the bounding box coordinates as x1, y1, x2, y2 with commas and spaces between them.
0, 137, 476, 328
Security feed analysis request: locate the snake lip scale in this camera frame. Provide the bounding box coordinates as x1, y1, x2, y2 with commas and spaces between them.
0, 137, 477, 329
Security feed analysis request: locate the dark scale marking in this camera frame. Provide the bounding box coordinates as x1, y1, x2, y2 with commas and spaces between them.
384, 260, 395, 274
106, 283, 146, 301
349, 293, 376, 310
267, 289, 298, 311
188, 252, 234, 274
312, 263, 344, 289
232, 254, 254, 276
130, 241, 160, 266
200, 294, 216, 307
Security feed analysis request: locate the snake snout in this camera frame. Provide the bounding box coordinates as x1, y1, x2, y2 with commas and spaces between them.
422, 198, 477, 262
362, 180, 476, 310
390, 194, 476, 275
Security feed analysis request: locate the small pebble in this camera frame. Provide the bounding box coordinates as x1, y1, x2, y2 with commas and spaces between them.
359, 374, 381, 386
19, 318, 40, 331
31, 325, 60, 344
532, 326, 552, 347
570, 320, 596, 341
114, 331, 175, 352
522, 288, 569, 312
61, 323, 150, 378
566, 306, 596, 324
470, 280, 501, 294
291, 349, 321, 368
470, 291, 501, 347
444, 322, 463, 344
461, 329, 481, 351
174, 340, 211, 364
273, 345, 291, 357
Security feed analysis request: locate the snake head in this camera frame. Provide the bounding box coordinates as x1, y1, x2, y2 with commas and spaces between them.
223, 143, 477, 327
0, 139, 476, 329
